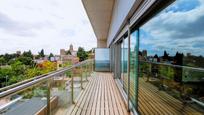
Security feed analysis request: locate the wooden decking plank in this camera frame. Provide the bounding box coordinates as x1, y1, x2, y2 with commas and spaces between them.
90, 74, 100, 115
81, 75, 99, 115
139, 82, 179, 115
139, 87, 170, 115
96, 73, 102, 115
139, 78, 185, 113
78, 74, 98, 115
109, 74, 128, 115
139, 78, 179, 115
139, 77, 202, 115
114, 79, 130, 115
107, 73, 120, 115
86, 75, 100, 115
104, 74, 110, 115
100, 74, 105, 115
106, 74, 115, 115
70, 76, 95, 115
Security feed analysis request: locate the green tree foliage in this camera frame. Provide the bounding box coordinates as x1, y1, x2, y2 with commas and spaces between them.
11, 61, 26, 76
48, 53, 54, 60
22, 50, 33, 59
0, 61, 26, 86
0, 57, 6, 66
2, 53, 18, 63
38, 49, 45, 58
159, 65, 174, 80
37, 61, 57, 74
0, 67, 13, 87
25, 68, 42, 79
163, 50, 169, 60
17, 56, 34, 66
0, 51, 58, 88
62, 61, 72, 67
77, 47, 88, 61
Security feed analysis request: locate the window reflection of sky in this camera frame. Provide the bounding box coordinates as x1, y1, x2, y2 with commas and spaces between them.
140, 0, 204, 57
95, 49, 109, 61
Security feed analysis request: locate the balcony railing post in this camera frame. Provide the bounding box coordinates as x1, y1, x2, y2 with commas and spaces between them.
80, 65, 83, 90
71, 71, 74, 104
91, 61, 93, 72
47, 79, 51, 115
85, 63, 88, 81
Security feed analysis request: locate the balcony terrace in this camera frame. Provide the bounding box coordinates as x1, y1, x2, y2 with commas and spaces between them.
1, 0, 204, 114
0, 59, 204, 115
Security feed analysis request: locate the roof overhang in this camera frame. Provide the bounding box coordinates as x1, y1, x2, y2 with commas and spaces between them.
82, 0, 114, 42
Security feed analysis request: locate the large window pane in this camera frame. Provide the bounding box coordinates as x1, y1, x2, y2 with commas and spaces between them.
130, 30, 139, 108
139, 0, 204, 114
123, 37, 128, 93
121, 42, 124, 83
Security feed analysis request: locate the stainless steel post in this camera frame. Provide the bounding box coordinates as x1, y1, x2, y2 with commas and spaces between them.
71, 71, 74, 104
47, 80, 51, 115
81, 65, 83, 89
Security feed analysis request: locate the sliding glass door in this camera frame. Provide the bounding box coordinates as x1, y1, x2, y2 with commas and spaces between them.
130, 30, 139, 109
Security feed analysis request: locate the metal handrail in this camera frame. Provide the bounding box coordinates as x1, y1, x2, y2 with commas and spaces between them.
140, 60, 204, 72
0, 59, 93, 98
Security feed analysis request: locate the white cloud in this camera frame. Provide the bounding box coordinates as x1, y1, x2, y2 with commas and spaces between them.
0, 0, 96, 55
140, 0, 204, 56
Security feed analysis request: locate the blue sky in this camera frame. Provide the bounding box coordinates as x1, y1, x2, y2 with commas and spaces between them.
140, 0, 204, 57
0, 0, 97, 55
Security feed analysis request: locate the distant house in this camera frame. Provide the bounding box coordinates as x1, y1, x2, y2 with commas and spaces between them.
58, 44, 79, 68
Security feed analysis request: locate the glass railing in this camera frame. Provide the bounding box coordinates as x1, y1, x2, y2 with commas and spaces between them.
94, 48, 110, 72
139, 60, 204, 114
0, 59, 94, 115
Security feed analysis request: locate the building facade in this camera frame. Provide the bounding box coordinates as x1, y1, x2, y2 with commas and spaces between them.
83, 0, 204, 114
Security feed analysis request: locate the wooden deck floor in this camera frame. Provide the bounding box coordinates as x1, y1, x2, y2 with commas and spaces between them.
138, 78, 203, 115
68, 72, 130, 115
68, 72, 203, 115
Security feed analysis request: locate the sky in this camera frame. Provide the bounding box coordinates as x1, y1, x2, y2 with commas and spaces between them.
0, 0, 97, 55
140, 0, 204, 57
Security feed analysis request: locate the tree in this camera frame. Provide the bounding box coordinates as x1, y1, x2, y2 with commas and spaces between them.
154, 54, 158, 58
0, 67, 13, 87
22, 50, 33, 59
38, 49, 45, 58
25, 68, 42, 79
163, 50, 169, 60
0, 57, 6, 66
11, 61, 26, 75
48, 53, 54, 60
3, 53, 17, 62
37, 61, 57, 74
77, 47, 88, 61
17, 56, 34, 66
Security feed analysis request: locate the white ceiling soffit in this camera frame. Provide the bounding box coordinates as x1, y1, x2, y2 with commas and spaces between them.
82, 0, 115, 40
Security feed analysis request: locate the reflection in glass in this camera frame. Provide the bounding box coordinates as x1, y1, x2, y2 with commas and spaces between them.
122, 37, 128, 93
130, 30, 139, 108
139, 0, 204, 113
95, 48, 110, 71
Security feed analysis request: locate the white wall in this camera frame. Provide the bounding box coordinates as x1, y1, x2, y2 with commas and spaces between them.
107, 0, 136, 46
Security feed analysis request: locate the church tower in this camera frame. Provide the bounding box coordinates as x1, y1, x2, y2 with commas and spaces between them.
69, 44, 73, 51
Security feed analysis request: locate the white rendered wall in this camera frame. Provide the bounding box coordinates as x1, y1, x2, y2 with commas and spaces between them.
107, 0, 136, 46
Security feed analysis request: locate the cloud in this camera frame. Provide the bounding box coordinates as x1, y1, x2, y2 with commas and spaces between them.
140, 0, 204, 56
0, 12, 37, 36
0, 0, 96, 55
